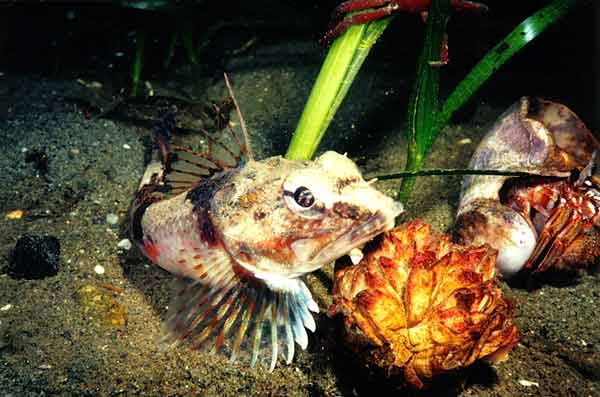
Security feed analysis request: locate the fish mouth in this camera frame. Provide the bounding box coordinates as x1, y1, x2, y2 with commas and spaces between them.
309, 208, 399, 267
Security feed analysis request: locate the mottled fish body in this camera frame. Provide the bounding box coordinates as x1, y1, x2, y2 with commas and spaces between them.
130, 79, 403, 370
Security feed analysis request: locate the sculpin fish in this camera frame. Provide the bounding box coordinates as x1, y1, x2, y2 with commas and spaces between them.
130, 77, 403, 370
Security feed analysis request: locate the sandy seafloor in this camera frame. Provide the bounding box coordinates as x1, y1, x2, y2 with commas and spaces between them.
0, 41, 599, 397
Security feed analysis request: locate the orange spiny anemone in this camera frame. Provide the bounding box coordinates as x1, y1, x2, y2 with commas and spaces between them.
328, 219, 518, 389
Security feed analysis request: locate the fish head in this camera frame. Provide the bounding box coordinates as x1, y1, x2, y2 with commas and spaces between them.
210, 151, 404, 279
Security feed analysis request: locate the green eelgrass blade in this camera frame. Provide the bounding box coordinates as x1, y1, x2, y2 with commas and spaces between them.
399, 0, 589, 200
328, 18, 393, 127
181, 24, 199, 65
163, 31, 178, 70
435, 0, 590, 137
369, 168, 555, 180
398, 0, 449, 201
130, 30, 146, 97
285, 17, 393, 160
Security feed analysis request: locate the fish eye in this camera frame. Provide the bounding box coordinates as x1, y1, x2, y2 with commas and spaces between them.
283, 170, 329, 219
283, 185, 325, 219
293, 186, 315, 208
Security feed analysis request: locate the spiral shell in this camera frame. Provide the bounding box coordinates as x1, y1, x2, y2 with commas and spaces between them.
329, 220, 518, 388
456, 97, 600, 277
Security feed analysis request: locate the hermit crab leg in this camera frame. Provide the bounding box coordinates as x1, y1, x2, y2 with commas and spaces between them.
322, 1, 397, 45
535, 212, 583, 273
321, 0, 488, 45
523, 205, 579, 272
332, 0, 392, 16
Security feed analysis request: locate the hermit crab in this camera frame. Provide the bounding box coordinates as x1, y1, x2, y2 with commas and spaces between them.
328, 219, 518, 389
456, 97, 600, 278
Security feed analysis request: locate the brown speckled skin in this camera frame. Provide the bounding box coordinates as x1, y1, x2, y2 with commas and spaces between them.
134, 151, 402, 283
206, 155, 399, 276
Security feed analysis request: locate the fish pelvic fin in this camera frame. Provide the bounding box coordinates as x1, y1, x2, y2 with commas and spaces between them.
161, 262, 318, 371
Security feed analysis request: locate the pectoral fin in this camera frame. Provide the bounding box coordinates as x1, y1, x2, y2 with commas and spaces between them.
161, 259, 318, 371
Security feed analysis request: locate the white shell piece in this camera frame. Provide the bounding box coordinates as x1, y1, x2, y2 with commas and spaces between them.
117, 238, 132, 250
349, 248, 364, 265
495, 225, 536, 277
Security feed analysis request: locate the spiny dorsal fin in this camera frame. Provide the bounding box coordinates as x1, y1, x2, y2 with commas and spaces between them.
224, 72, 253, 161
154, 76, 252, 195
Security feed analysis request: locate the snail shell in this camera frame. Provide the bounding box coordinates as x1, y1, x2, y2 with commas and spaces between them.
456, 97, 599, 277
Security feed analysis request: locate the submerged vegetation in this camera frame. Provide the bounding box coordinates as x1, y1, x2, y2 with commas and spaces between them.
119, 1, 211, 98
285, 0, 593, 200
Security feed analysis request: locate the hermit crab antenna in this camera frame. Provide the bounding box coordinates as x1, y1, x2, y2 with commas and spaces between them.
576, 150, 597, 187
224, 72, 254, 160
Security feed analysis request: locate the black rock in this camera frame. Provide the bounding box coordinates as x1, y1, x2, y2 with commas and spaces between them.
25, 149, 49, 175
8, 235, 60, 279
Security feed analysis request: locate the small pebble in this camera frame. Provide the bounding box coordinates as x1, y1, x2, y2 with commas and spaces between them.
123, 143, 131, 150
5, 209, 24, 220
117, 239, 132, 250
518, 379, 539, 387
0, 304, 13, 312
458, 138, 472, 145
106, 213, 119, 225
94, 265, 105, 275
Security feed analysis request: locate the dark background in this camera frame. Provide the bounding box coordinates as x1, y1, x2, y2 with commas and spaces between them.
0, 0, 598, 129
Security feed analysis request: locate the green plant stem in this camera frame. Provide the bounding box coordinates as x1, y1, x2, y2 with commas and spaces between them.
181, 24, 198, 65
369, 168, 558, 180
285, 17, 392, 160
399, 0, 449, 201
399, 0, 588, 201
130, 30, 145, 97
180, 22, 205, 98
286, 26, 364, 160
436, 0, 589, 131
163, 31, 178, 70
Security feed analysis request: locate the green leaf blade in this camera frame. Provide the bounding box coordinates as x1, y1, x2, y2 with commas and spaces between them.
286, 17, 392, 160
437, 0, 588, 130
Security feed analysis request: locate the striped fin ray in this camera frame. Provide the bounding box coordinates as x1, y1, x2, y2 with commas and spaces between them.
161, 257, 319, 371
137, 75, 252, 199
161, 125, 249, 195
151, 83, 251, 196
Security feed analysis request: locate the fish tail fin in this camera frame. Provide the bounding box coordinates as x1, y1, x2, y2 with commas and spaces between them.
162, 269, 318, 371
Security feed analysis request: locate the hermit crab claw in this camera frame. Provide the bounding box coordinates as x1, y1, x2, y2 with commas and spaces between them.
523, 205, 581, 273
457, 97, 600, 277
523, 152, 600, 273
